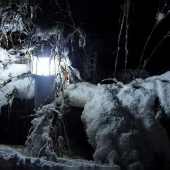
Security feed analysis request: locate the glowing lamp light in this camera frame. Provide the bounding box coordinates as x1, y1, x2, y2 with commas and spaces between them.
32, 56, 57, 76
31, 41, 56, 110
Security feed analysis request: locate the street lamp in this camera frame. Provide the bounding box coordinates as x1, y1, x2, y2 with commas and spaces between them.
31, 41, 57, 110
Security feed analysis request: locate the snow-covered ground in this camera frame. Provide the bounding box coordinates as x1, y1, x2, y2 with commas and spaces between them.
0, 144, 104, 167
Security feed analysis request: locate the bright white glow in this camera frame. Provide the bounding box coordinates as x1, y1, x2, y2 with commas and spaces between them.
31, 57, 57, 76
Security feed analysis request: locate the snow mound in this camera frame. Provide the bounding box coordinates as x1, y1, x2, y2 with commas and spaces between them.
65, 72, 170, 168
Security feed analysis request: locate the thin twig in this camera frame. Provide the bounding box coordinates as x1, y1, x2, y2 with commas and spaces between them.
113, 4, 126, 78
138, 4, 169, 71
140, 32, 170, 76
124, 2, 130, 80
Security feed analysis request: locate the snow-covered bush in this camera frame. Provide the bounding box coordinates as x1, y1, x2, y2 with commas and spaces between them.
23, 90, 71, 161
23, 102, 57, 159
64, 72, 170, 168
0, 47, 33, 111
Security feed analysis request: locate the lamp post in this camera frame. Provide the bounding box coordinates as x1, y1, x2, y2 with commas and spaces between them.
31, 41, 56, 110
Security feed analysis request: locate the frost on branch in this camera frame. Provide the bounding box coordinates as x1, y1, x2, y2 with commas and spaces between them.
77, 27, 86, 47
0, 4, 37, 48
23, 91, 71, 161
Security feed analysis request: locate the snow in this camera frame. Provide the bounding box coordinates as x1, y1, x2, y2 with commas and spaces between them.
157, 12, 165, 22
64, 82, 97, 108
0, 48, 34, 111
1, 37, 170, 168
0, 144, 101, 167
130, 72, 170, 116
64, 73, 170, 168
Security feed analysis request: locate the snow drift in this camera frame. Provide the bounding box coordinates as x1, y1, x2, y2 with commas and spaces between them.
65, 72, 170, 168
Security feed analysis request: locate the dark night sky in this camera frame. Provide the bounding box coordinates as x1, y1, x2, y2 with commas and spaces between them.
38, 0, 170, 75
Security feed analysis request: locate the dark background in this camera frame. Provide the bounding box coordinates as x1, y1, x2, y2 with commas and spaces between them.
38, 0, 170, 82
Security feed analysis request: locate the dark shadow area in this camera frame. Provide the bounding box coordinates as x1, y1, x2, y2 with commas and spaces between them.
160, 119, 170, 139
0, 98, 95, 161
0, 98, 34, 145
64, 106, 95, 160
